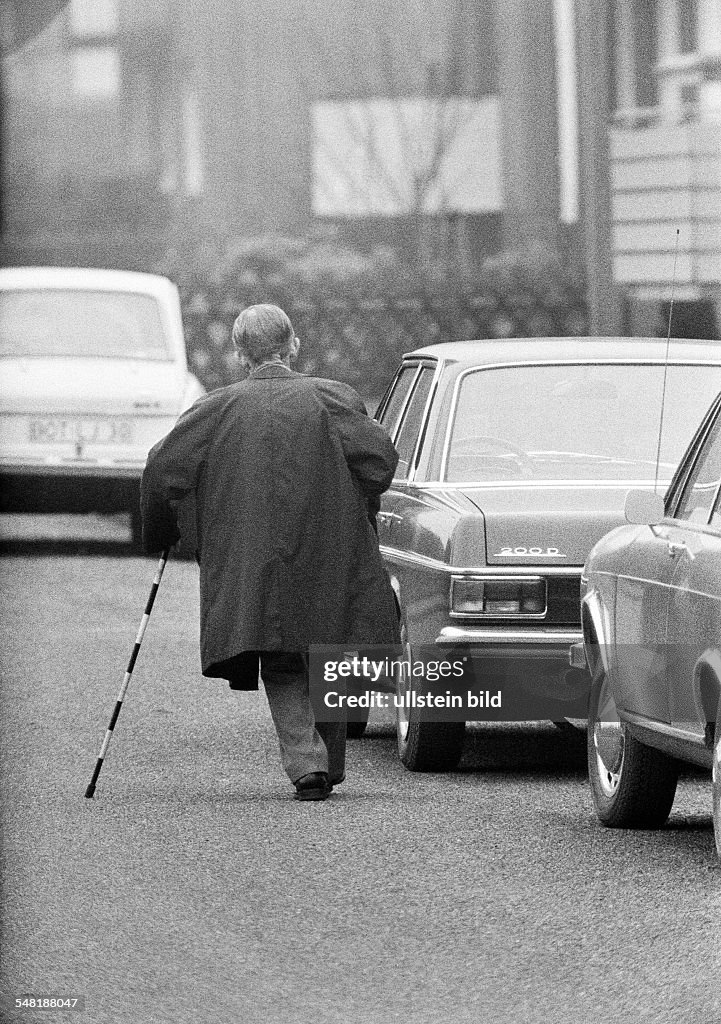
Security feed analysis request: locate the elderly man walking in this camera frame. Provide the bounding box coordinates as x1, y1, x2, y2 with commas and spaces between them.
141, 303, 399, 800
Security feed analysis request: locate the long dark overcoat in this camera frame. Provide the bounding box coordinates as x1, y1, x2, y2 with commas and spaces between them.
141, 364, 400, 686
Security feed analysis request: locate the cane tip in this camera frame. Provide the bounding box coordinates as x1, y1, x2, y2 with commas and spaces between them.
84, 785, 95, 799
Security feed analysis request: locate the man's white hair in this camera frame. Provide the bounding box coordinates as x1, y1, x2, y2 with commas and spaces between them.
232, 304, 295, 364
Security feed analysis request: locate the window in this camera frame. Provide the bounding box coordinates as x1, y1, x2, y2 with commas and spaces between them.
311, 97, 502, 217
676, 414, 721, 524
444, 364, 721, 483
633, 0, 658, 108
0, 290, 171, 361
69, 0, 119, 100
393, 367, 435, 480
678, 0, 698, 55
71, 47, 120, 98
70, 0, 118, 37
377, 365, 419, 439
710, 487, 721, 529
710, 480, 721, 529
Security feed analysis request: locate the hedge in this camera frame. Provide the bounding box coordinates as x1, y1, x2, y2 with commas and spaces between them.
158, 233, 588, 401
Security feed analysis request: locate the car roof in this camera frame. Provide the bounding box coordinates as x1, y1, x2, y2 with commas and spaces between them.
0, 266, 176, 299
404, 336, 721, 365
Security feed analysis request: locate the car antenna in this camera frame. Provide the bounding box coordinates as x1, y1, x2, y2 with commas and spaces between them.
653, 228, 680, 495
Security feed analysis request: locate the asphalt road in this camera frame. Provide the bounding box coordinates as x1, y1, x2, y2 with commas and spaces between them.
0, 520, 719, 1024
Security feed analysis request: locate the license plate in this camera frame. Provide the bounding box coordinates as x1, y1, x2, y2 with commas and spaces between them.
27, 417, 135, 445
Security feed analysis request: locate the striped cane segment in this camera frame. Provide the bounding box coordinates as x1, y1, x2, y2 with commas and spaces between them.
84, 549, 170, 798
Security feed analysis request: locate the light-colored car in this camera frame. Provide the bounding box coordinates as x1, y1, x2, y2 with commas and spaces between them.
375, 337, 721, 770
582, 389, 721, 857
0, 266, 204, 547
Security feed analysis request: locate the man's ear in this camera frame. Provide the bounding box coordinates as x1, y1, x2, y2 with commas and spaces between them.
235, 349, 252, 372
290, 336, 300, 361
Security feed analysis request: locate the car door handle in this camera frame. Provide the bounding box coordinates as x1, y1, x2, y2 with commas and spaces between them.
378, 512, 403, 523
667, 540, 694, 561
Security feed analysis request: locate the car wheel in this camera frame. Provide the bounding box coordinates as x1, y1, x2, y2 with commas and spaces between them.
713, 698, 721, 860
587, 658, 679, 828
346, 704, 370, 739
395, 616, 465, 772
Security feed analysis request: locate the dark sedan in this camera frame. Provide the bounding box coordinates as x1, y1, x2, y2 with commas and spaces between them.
374, 337, 721, 771
582, 389, 721, 858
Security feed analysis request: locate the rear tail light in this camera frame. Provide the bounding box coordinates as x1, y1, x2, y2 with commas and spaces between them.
450, 576, 547, 617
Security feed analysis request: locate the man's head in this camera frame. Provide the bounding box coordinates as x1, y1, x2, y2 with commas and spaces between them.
231, 303, 299, 371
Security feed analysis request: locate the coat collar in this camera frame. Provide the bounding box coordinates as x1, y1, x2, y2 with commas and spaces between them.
248, 362, 299, 380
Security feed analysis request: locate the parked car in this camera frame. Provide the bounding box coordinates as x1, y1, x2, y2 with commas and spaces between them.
582, 388, 721, 857
0, 267, 205, 547
374, 337, 721, 770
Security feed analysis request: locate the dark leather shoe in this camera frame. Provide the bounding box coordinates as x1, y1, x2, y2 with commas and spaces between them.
293, 772, 331, 801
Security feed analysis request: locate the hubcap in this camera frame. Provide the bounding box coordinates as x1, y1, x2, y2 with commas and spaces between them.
593, 669, 625, 798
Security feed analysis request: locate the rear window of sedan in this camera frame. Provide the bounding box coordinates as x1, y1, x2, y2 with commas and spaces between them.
445, 363, 721, 482
0, 289, 171, 360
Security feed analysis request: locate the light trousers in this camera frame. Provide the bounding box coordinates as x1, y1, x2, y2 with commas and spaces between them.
241, 652, 346, 785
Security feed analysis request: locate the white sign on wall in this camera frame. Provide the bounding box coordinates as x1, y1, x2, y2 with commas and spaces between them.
312, 96, 503, 217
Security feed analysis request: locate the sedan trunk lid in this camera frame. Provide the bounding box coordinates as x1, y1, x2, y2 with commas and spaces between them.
0, 357, 185, 416
461, 481, 662, 566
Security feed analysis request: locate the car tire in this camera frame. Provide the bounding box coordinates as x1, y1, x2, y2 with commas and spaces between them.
713, 697, 721, 860
587, 658, 679, 828
346, 704, 370, 739
395, 616, 465, 772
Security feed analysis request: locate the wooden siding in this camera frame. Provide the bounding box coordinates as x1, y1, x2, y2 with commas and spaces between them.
610, 122, 721, 295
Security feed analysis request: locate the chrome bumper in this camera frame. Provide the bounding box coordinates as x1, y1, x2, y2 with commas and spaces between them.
436, 626, 584, 662
437, 626, 583, 645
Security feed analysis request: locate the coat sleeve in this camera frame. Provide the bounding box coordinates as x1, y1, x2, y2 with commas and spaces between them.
316, 381, 399, 526
140, 392, 221, 554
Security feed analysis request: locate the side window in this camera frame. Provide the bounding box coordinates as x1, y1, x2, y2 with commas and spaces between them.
675, 414, 721, 524
394, 367, 434, 480
711, 487, 721, 530
376, 364, 418, 438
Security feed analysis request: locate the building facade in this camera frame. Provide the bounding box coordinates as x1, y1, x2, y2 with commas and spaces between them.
1, 0, 557, 270
1, 0, 718, 338
609, 0, 721, 335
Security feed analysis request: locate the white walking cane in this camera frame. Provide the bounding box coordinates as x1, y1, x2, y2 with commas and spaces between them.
84, 548, 170, 798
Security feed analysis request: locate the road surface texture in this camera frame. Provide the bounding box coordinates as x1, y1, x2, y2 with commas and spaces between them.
0, 519, 719, 1024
